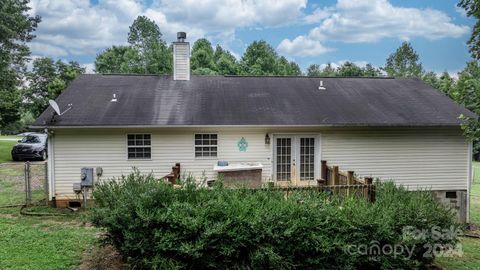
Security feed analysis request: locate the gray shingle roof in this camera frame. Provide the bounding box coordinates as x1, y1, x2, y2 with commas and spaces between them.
32, 74, 476, 127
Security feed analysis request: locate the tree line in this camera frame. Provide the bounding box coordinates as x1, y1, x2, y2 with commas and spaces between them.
0, 0, 84, 134
1, 0, 479, 153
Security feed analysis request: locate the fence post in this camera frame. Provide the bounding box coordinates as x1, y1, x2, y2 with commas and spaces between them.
347, 171, 354, 185
332, 166, 339, 186
347, 171, 354, 196
365, 177, 373, 202
24, 162, 27, 205
44, 162, 49, 206
175, 162, 181, 180
321, 160, 327, 181
24, 161, 31, 206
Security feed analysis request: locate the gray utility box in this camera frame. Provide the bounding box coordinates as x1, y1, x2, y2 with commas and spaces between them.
80, 167, 94, 187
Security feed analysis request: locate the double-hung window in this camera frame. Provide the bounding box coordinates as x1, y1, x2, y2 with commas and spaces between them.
127, 134, 151, 159
195, 134, 217, 157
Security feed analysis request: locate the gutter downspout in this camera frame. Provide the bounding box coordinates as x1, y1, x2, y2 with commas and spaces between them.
467, 141, 473, 223
47, 129, 55, 201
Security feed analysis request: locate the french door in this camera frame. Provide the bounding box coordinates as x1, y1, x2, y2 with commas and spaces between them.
274, 135, 318, 182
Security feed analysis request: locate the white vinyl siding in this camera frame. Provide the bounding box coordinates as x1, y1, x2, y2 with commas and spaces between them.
51, 128, 272, 199
173, 42, 190, 81
321, 128, 469, 190
49, 127, 469, 199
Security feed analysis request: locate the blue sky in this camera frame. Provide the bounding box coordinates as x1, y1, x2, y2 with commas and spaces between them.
27, 0, 475, 75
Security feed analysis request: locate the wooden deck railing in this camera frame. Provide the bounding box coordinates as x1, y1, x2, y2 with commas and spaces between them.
163, 161, 375, 202
317, 160, 375, 202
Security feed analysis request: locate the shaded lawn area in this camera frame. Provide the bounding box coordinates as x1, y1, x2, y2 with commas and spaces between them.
0, 207, 98, 270
0, 136, 18, 164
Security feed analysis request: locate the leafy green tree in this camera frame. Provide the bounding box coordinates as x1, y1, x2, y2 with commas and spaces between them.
240, 40, 303, 76
454, 2, 480, 158
95, 16, 171, 74
320, 63, 337, 76
307, 63, 339, 76
127, 16, 171, 74
337, 62, 364, 77
422, 71, 440, 89
421, 71, 457, 97
213, 45, 239, 75
0, 0, 41, 129
363, 64, 382, 77
276, 56, 301, 75
453, 61, 480, 157
216, 55, 238, 75
95, 46, 133, 73
192, 67, 217, 75
458, 1, 480, 59
24, 57, 84, 116
191, 38, 216, 72
240, 40, 279, 75
128, 16, 162, 49
453, 61, 480, 113
306, 64, 322, 76
438, 71, 455, 96
384, 42, 424, 78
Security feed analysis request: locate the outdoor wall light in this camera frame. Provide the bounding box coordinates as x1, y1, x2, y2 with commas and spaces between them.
265, 133, 270, 145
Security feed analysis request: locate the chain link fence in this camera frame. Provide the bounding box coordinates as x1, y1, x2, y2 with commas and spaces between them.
0, 162, 48, 207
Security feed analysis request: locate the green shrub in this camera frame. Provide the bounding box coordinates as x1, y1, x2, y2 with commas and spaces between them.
91, 170, 460, 270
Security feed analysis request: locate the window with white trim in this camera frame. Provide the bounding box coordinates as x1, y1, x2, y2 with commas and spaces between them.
127, 134, 151, 159
195, 134, 217, 157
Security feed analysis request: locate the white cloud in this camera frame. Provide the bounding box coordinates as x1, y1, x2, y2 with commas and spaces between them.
27, 0, 308, 60
28, 0, 138, 57
154, 0, 307, 31
310, 0, 469, 43
277, 36, 333, 57
29, 43, 68, 57
82, 63, 95, 74
279, 0, 469, 57
26, 0, 469, 63
303, 7, 332, 24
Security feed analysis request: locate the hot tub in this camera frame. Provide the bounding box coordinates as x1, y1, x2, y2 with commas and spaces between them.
213, 163, 263, 187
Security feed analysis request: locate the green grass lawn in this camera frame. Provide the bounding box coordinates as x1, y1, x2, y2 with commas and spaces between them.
0, 161, 100, 270
435, 162, 480, 269
0, 152, 479, 269
471, 162, 480, 225
0, 207, 98, 270
0, 163, 45, 206
436, 237, 480, 270
0, 136, 19, 164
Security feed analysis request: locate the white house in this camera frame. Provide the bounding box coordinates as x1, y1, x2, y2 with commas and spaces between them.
32, 33, 475, 221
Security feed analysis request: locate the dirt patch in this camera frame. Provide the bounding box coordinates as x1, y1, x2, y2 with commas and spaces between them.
0, 213, 18, 219
76, 244, 129, 270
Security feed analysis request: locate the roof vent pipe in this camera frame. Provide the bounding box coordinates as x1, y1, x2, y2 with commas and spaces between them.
318, 80, 326, 90
173, 32, 190, 81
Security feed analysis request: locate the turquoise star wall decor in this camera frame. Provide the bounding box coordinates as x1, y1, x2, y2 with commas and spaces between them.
237, 137, 248, 152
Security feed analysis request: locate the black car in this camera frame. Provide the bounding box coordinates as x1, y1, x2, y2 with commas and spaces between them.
11, 133, 48, 161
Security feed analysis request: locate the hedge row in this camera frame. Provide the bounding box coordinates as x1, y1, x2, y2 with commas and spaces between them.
91, 170, 460, 269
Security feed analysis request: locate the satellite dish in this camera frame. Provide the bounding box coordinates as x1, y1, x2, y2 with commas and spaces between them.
49, 100, 61, 115
48, 100, 72, 116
